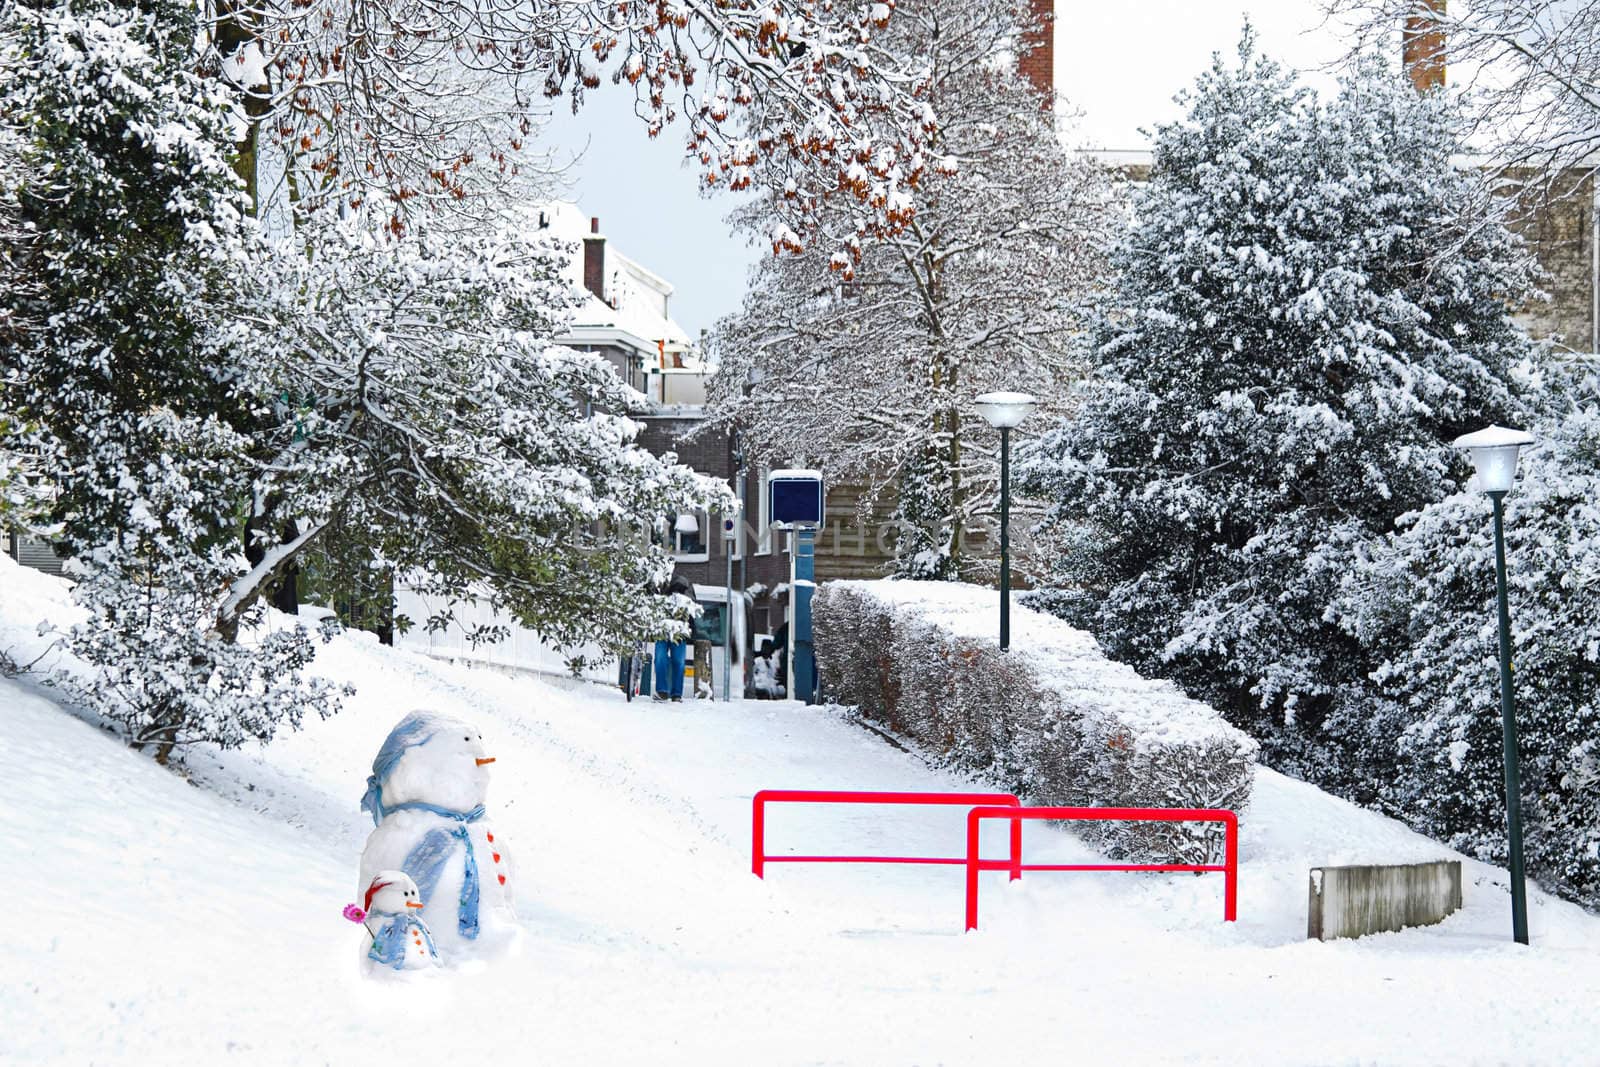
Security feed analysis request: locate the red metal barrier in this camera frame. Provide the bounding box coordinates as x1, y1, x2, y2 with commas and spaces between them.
752, 790, 1023, 880
963, 805, 1239, 931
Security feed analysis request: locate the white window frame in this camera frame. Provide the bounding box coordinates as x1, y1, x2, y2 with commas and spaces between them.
724, 507, 744, 561
672, 508, 710, 563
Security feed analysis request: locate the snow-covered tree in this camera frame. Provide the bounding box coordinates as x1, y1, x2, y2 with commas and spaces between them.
1, 0, 726, 760
51, 411, 351, 765
1331, 0, 1600, 181
206, 0, 942, 252
705, 0, 1118, 579
1019, 36, 1536, 767
1339, 371, 1600, 906
0, 0, 346, 760
229, 212, 731, 649
1, 0, 256, 557
0, 124, 48, 528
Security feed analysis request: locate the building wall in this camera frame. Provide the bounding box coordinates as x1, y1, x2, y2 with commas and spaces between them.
1505, 170, 1596, 352
1019, 0, 1054, 99
6, 531, 65, 576
636, 414, 789, 635
811, 477, 898, 582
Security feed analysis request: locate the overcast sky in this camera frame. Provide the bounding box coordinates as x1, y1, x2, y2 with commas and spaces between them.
1055, 1, 1354, 150
534, 1, 1369, 338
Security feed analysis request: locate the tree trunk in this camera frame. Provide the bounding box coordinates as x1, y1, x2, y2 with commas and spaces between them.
242, 493, 300, 619
211, 0, 270, 214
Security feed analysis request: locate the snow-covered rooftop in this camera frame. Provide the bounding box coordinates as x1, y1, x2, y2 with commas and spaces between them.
530, 200, 695, 358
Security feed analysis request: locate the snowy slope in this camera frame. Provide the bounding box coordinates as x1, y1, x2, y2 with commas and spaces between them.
3, 555, 1599, 1066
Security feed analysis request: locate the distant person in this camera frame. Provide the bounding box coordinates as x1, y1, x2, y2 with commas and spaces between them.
654, 574, 694, 702
770, 617, 789, 698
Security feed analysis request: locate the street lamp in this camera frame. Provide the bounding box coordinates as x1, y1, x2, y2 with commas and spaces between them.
1453, 424, 1537, 946
974, 391, 1038, 651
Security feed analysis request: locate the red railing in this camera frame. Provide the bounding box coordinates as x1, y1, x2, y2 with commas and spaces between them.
963, 805, 1239, 931
752, 789, 1024, 880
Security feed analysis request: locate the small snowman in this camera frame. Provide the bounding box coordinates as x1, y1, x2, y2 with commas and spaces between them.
358, 711, 518, 957
346, 870, 440, 973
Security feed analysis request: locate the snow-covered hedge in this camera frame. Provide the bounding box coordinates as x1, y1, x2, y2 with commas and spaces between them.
814, 580, 1258, 863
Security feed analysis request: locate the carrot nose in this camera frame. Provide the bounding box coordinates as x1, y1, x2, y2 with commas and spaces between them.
406, 901, 425, 909
476, 757, 496, 766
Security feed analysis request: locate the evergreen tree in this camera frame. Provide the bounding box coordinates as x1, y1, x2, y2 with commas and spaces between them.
1019, 35, 1535, 770
0, 0, 725, 760
0, 0, 343, 760
1, 0, 255, 556
1340, 369, 1600, 905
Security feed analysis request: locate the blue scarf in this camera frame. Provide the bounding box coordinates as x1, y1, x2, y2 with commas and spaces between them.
367, 911, 438, 970
394, 802, 486, 940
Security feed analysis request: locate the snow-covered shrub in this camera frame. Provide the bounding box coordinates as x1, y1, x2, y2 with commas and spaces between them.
61, 554, 348, 762
49, 412, 348, 763
814, 580, 1257, 863
1018, 36, 1533, 771
1340, 382, 1600, 905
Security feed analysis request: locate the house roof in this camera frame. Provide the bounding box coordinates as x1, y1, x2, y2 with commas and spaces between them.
531, 201, 697, 360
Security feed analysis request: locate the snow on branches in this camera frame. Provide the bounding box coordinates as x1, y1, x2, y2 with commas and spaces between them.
1339, 372, 1600, 906
0, 0, 337, 762
0, 0, 257, 554
1330, 0, 1600, 184
237, 210, 732, 650
50, 411, 349, 764
706, 0, 1119, 579
1018, 35, 1535, 762
210, 0, 938, 249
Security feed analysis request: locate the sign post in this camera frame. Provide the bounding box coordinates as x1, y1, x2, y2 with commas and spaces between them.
721, 515, 737, 702
768, 470, 825, 704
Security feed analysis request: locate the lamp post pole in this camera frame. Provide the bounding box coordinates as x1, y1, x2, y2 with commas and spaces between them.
1489, 489, 1530, 945
999, 424, 1012, 651
1455, 424, 1535, 945
973, 391, 1036, 653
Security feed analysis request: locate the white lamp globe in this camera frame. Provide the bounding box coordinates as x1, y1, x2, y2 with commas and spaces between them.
974, 391, 1038, 429
1453, 425, 1535, 494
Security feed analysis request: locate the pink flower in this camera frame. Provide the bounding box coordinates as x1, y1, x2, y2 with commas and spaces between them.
342, 904, 366, 923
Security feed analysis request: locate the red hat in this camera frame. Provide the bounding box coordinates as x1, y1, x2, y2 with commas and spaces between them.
363, 878, 393, 915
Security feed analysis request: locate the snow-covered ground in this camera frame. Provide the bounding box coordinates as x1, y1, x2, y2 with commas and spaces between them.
3, 555, 1599, 1065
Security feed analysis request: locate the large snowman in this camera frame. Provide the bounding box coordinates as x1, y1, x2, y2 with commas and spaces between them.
358, 711, 519, 957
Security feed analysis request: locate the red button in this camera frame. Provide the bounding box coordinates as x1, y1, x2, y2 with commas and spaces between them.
492, 853, 501, 863
486, 833, 494, 843
497, 874, 506, 885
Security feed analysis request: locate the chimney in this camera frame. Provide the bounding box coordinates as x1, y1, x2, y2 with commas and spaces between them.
583, 216, 606, 304
1403, 0, 1445, 92
1019, 0, 1053, 102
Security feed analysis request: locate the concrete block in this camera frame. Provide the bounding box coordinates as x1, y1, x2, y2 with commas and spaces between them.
1308, 860, 1463, 941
